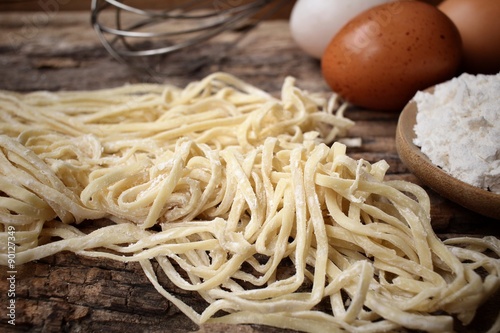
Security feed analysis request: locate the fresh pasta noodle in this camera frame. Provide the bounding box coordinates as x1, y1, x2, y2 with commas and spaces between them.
0, 72, 499, 333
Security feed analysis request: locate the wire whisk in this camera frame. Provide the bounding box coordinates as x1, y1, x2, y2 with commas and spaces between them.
91, 0, 284, 75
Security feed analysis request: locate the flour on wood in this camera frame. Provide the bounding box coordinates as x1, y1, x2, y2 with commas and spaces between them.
413, 72, 500, 193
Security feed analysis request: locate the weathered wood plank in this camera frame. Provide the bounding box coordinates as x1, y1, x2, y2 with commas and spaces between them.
0, 0, 296, 19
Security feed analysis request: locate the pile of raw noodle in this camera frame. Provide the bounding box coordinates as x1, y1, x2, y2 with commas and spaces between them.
0, 73, 499, 333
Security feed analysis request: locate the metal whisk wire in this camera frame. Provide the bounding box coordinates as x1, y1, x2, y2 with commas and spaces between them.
91, 0, 280, 63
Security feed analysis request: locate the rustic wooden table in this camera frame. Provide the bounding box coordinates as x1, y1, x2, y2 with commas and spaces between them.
0, 10, 498, 333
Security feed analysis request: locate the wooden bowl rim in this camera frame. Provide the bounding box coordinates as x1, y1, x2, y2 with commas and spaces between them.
395, 91, 500, 219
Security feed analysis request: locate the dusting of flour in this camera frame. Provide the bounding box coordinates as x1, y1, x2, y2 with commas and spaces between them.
413, 72, 500, 194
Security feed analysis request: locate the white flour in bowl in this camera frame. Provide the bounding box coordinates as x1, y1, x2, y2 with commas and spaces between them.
412, 72, 500, 194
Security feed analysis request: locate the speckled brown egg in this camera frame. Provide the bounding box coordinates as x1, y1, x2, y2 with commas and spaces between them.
321, 0, 462, 111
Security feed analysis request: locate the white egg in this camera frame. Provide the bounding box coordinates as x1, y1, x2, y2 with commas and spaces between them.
290, 0, 394, 58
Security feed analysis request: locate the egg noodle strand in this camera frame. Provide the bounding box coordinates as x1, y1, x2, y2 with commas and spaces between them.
0, 73, 498, 333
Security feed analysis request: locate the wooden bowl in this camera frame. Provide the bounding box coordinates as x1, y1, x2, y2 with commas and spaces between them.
396, 95, 500, 220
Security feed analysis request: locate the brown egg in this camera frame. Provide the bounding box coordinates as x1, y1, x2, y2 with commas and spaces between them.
321, 1, 462, 111
439, 0, 500, 74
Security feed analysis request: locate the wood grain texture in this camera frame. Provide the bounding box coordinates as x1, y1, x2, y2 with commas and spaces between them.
0, 0, 296, 17
0, 10, 498, 333
0, 0, 444, 12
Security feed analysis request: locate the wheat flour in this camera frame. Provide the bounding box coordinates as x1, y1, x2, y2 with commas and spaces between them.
413, 72, 500, 194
